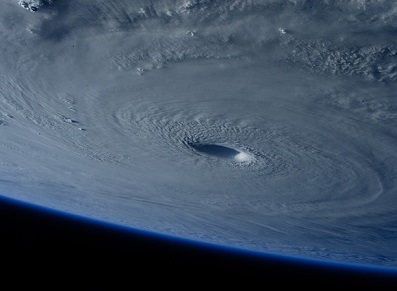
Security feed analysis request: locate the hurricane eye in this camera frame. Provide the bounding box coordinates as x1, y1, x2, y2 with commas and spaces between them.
189, 143, 240, 159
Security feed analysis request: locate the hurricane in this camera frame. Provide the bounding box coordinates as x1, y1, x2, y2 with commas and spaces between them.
1, 0, 397, 268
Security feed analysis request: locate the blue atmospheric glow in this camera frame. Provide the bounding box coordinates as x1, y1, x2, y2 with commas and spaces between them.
1, 193, 397, 279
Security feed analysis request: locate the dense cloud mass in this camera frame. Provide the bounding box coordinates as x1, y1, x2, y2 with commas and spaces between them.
18, 0, 53, 12
0, 0, 397, 267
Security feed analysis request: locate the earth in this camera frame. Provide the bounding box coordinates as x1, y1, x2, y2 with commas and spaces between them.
1, 0, 397, 273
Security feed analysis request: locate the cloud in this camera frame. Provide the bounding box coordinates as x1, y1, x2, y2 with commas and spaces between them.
18, 0, 53, 12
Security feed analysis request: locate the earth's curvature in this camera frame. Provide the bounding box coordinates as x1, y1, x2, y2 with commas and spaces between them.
1, 0, 397, 269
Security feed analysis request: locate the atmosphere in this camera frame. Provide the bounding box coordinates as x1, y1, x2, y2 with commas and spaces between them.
1, 0, 397, 274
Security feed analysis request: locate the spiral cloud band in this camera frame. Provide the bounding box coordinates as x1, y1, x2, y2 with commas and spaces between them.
1, 0, 397, 267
